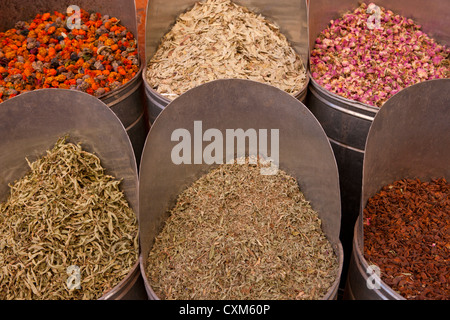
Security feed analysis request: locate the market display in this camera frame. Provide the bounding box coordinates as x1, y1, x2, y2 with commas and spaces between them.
0, 0, 448, 302
146, 157, 339, 300
145, 0, 307, 100
0, 8, 139, 103
0, 137, 139, 300
310, 2, 449, 107
364, 178, 449, 300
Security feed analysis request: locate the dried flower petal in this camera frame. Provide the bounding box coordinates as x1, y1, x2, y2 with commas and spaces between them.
0, 9, 139, 103
364, 178, 449, 300
310, 2, 450, 107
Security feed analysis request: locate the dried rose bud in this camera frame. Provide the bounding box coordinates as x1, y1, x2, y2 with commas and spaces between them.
310, 2, 450, 107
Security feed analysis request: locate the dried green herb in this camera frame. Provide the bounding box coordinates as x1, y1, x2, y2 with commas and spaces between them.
0, 137, 139, 300
146, 157, 338, 300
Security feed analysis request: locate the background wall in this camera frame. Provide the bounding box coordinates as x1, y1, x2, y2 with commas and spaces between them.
136, 0, 147, 59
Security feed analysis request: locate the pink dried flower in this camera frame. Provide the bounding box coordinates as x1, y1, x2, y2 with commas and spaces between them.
417, 68, 428, 78
310, 2, 450, 107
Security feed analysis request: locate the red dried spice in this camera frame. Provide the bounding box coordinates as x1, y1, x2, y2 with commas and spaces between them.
364, 178, 449, 300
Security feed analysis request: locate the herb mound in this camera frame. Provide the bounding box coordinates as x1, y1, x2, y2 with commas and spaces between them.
311, 2, 449, 107
146, 0, 307, 100
364, 178, 450, 300
0, 137, 139, 300
146, 158, 338, 300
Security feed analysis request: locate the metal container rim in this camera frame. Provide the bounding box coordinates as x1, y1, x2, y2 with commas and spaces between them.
99, 260, 141, 300
142, 62, 310, 106
98, 55, 145, 101
0, 0, 144, 106
308, 74, 381, 114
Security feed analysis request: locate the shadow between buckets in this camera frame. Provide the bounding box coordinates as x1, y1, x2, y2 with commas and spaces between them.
138, 78, 343, 300
344, 79, 450, 299
0, 89, 146, 300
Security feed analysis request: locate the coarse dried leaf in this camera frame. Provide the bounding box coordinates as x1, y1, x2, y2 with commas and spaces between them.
0, 137, 139, 300
146, 0, 307, 100
146, 157, 338, 300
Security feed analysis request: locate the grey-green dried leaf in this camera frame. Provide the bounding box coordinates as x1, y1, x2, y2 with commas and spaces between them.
146, 0, 307, 100
0, 137, 139, 300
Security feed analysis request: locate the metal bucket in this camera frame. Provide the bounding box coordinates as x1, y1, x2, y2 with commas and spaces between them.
0, 89, 147, 300
344, 79, 450, 299
0, 0, 149, 163
139, 79, 343, 300
143, 0, 309, 124
306, 0, 450, 281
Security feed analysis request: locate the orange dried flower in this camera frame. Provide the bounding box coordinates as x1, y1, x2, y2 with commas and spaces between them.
0, 8, 139, 101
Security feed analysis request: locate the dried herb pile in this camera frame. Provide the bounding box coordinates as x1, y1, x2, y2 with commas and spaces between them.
145, 0, 307, 100
0, 8, 139, 103
0, 138, 139, 300
364, 178, 449, 300
146, 158, 338, 300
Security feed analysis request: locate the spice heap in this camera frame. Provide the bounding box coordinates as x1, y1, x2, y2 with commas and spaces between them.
146, 158, 338, 300
145, 0, 307, 100
0, 137, 139, 300
310, 2, 450, 107
364, 178, 449, 300
0, 8, 139, 103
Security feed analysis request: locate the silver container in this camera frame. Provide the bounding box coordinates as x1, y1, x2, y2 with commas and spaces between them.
0, 89, 147, 300
143, 0, 309, 124
0, 0, 149, 163
139, 79, 343, 300
344, 79, 450, 299
306, 0, 450, 279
